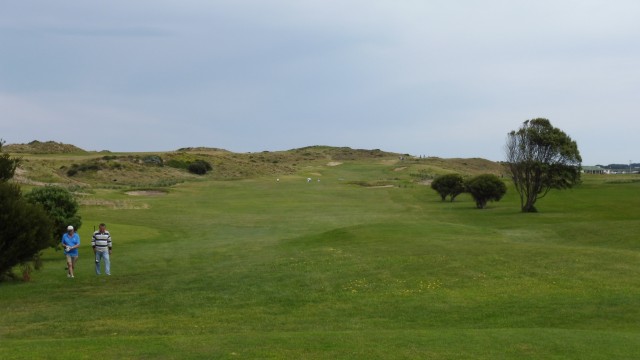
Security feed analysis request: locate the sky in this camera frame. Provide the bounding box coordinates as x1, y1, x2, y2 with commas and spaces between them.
1, 1, 638, 165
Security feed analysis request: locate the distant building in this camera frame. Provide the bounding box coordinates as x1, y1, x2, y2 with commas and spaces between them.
582, 166, 606, 174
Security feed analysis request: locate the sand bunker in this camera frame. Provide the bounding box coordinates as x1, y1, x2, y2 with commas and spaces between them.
125, 190, 167, 196
79, 199, 150, 209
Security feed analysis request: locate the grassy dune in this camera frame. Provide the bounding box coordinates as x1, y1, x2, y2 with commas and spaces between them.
1, 150, 639, 359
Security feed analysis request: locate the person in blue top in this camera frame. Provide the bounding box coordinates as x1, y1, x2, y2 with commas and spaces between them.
61, 225, 80, 278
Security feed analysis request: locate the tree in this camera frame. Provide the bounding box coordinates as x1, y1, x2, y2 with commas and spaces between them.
25, 186, 82, 247
465, 174, 507, 209
0, 139, 20, 182
0, 143, 54, 280
431, 173, 465, 202
505, 118, 581, 212
0, 183, 54, 280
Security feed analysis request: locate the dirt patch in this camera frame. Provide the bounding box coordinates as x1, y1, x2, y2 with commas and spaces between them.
393, 167, 407, 171
327, 161, 342, 166
12, 168, 54, 186
125, 190, 167, 196
79, 199, 150, 209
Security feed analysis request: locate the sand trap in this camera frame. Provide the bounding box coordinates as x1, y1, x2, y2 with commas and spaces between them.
125, 190, 167, 196
327, 161, 342, 166
80, 199, 150, 209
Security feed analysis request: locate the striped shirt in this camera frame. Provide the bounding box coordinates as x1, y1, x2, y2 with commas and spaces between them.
91, 230, 112, 252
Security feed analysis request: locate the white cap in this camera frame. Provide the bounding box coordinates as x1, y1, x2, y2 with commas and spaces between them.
67, 225, 74, 231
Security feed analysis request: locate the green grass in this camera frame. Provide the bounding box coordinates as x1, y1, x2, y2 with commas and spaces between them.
1, 162, 639, 359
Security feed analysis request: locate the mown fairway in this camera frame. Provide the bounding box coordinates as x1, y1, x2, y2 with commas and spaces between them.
1, 159, 639, 359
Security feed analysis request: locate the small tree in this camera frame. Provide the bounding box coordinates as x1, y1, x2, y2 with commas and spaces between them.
465, 174, 507, 209
505, 118, 581, 212
0, 143, 54, 280
25, 186, 82, 247
431, 173, 465, 202
0, 183, 54, 280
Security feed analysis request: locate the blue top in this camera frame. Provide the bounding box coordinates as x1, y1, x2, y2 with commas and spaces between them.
61, 232, 80, 256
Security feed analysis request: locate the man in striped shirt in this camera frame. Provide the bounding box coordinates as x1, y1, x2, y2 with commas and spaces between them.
92, 223, 112, 275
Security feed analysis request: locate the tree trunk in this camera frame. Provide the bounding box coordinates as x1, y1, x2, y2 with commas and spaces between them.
522, 201, 537, 212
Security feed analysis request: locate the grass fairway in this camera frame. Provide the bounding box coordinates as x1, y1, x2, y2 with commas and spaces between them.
1, 160, 639, 359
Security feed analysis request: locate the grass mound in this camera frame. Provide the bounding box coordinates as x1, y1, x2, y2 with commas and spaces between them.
12, 145, 501, 188
5, 140, 87, 154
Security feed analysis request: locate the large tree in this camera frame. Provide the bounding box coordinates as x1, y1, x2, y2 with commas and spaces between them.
505, 118, 582, 212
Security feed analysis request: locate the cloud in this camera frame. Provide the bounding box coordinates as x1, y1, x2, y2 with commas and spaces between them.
1, 1, 639, 163
0, 92, 173, 151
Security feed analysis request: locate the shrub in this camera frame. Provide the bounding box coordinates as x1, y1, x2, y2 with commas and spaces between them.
66, 161, 103, 176
0, 140, 20, 182
431, 173, 465, 202
465, 174, 507, 209
0, 183, 53, 280
188, 160, 213, 175
25, 186, 82, 246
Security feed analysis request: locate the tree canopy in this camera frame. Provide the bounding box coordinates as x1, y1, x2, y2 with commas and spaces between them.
26, 186, 82, 247
464, 174, 507, 209
505, 118, 581, 212
0, 183, 53, 279
431, 173, 465, 202
0, 140, 20, 182
0, 142, 54, 280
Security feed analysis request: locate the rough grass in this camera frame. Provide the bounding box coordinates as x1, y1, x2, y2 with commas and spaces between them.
4, 140, 87, 154
8, 145, 503, 188
1, 149, 639, 359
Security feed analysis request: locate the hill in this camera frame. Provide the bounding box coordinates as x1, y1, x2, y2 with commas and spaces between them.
5, 141, 506, 188
5, 140, 87, 154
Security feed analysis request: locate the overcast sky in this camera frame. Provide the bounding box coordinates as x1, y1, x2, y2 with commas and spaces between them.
1, 1, 638, 164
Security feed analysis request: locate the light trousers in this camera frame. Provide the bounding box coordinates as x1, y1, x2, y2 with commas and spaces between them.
95, 251, 110, 275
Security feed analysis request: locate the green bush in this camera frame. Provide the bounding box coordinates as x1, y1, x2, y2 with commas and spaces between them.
25, 186, 82, 246
431, 173, 465, 202
0, 140, 20, 182
464, 174, 507, 209
188, 160, 213, 175
0, 183, 53, 280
